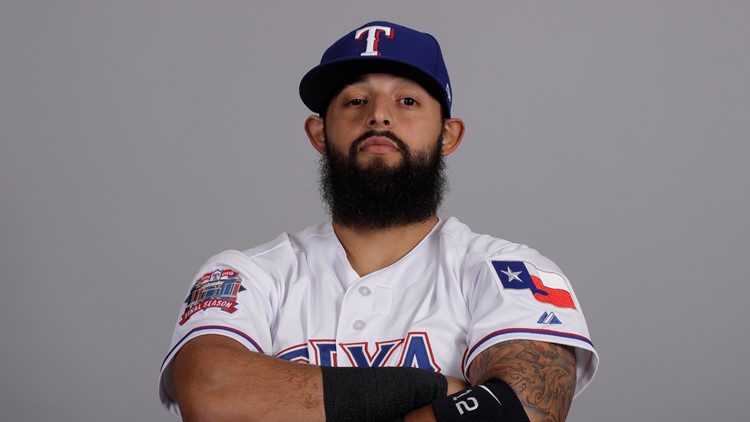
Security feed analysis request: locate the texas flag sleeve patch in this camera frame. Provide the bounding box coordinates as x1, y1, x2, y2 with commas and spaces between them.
490, 261, 576, 310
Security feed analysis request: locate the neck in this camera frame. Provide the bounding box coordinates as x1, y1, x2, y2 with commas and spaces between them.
332, 215, 439, 277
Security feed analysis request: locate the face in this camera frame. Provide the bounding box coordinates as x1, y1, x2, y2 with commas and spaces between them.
305, 72, 465, 229
322, 73, 445, 169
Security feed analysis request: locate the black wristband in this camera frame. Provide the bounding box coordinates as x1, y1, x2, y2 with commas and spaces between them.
431, 378, 530, 422
321, 366, 447, 422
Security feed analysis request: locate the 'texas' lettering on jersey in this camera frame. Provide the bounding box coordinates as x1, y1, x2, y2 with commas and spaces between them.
275, 332, 441, 371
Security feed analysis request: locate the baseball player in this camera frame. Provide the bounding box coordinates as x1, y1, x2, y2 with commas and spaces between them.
159, 21, 598, 422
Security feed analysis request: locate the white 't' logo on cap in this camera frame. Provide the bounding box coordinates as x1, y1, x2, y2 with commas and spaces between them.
355, 25, 394, 56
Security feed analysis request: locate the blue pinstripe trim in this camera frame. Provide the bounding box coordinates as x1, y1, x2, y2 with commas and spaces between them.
468, 328, 594, 360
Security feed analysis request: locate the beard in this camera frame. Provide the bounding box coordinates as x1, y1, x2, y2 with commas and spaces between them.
319, 129, 447, 230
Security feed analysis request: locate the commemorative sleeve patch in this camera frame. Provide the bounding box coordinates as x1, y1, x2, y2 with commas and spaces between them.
490, 260, 576, 310
180, 268, 247, 325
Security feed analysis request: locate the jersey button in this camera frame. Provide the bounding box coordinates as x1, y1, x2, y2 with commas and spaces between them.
358, 286, 371, 296
353, 320, 366, 330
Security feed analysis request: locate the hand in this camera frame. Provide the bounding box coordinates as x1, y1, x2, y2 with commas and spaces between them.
444, 375, 470, 395
400, 377, 470, 422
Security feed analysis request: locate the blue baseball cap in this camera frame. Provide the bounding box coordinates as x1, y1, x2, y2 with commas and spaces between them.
299, 21, 453, 117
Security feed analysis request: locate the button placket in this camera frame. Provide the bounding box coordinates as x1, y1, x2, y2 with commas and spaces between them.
336, 279, 376, 341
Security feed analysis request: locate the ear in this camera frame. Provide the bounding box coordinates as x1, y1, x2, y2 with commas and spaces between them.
440, 117, 465, 156
305, 115, 326, 155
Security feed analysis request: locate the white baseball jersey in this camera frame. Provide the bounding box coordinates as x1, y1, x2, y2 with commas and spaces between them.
159, 217, 599, 417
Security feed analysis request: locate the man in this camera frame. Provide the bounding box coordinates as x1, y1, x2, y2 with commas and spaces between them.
159, 21, 598, 421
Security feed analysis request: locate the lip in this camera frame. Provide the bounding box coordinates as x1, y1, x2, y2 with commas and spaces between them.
358, 136, 399, 154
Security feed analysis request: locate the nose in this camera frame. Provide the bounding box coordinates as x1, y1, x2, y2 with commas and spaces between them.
367, 96, 392, 127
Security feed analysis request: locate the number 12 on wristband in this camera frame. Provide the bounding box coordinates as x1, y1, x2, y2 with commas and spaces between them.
431, 379, 530, 422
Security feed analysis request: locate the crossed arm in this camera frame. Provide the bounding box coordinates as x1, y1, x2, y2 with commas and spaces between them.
402, 340, 576, 422
468, 340, 576, 422
172, 335, 576, 421
173, 335, 326, 421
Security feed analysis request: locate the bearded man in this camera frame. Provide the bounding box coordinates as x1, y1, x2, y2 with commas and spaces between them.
159, 21, 598, 422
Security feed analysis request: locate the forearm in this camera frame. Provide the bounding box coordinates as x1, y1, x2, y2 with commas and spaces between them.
172, 334, 454, 422
173, 335, 325, 422
403, 404, 437, 421
400, 341, 575, 422
399, 376, 470, 421
467, 340, 576, 422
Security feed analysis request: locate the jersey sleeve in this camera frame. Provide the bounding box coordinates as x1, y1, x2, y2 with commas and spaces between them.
462, 249, 599, 398
158, 249, 279, 417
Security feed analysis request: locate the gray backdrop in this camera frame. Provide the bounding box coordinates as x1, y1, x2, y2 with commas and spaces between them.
1, 1, 748, 421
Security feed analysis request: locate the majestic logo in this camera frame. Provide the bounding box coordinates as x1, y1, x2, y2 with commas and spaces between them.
537, 311, 562, 325
355, 25, 394, 56
180, 268, 246, 325
491, 261, 576, 309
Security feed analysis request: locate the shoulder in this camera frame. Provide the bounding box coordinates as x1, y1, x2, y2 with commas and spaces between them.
438, 217, 554, 267
244, 221, 329, 255
204, 221, 334, 277
436, 217, 569, 299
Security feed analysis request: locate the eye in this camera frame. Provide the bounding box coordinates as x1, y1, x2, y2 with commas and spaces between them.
400, 97, 418, 106
347, 98, 365, 106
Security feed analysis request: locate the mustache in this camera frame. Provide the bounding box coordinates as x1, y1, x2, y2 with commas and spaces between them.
349, 130, 409, 155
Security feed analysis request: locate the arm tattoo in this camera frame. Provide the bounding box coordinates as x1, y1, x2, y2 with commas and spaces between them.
468, 340, 576, 422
